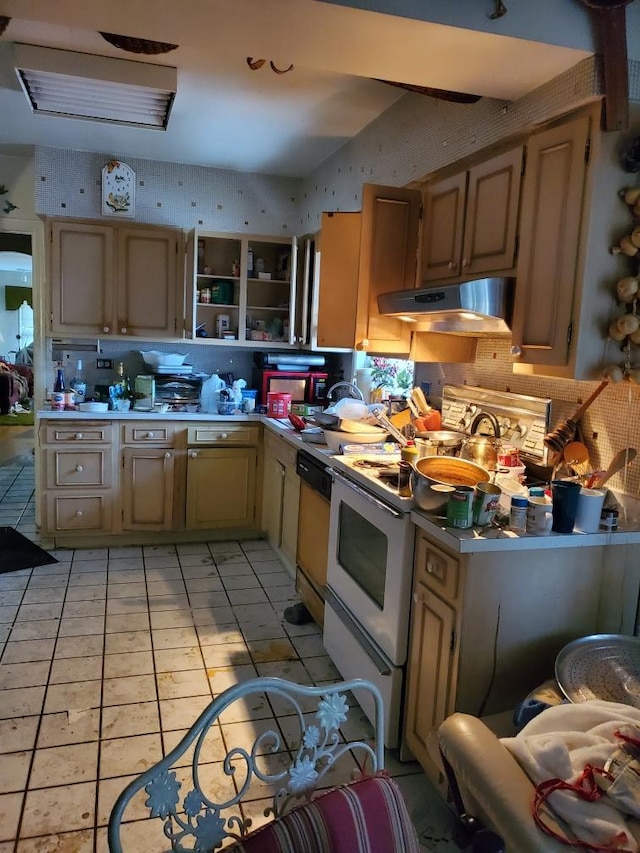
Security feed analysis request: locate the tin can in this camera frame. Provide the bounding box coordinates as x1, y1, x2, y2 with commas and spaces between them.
446, 486, 474, 529
51, 391, 65, 411
266, 391, 291, 419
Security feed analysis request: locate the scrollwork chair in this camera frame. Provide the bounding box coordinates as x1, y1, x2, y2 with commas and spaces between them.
108, 676, 420, 852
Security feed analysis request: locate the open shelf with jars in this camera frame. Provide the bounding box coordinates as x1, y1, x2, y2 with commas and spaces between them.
186, 230, 297, 346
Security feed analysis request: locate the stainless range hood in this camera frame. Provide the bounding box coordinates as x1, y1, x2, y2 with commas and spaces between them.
378, 277, 514, 336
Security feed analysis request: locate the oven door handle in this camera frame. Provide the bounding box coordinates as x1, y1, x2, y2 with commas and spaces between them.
325, 588, 392, 676
330, 469, 404, 519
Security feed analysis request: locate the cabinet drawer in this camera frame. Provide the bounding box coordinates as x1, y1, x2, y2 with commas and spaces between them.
415, 533, 459, 601
187, 424, 259, 446
122, 422, 177, 445
46, 448, 112, 489
46, 493, 112, 532
44, 422, 113, 444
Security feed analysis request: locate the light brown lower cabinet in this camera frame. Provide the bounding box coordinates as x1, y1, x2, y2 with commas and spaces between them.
186, 447, 257, 529
261, 431, 299, 575
404, 529, 637, 790
121, 421, 179, 532
40, 420, 116, 536
39, 418, 260, 542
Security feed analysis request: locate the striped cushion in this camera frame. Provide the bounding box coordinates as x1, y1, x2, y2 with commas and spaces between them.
227, 773, 420, 853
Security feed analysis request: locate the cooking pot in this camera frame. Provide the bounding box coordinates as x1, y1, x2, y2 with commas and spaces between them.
459, 435, 502, 471
415, 430, 465, 458
412, 456, 490, 513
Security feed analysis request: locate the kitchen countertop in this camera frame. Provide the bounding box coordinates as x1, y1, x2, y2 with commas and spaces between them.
37, 410, 640, 547
411, 507, 640, 552
37, 409, 264, 423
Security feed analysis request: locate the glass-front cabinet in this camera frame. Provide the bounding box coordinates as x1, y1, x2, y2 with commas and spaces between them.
186, 230, 297, 347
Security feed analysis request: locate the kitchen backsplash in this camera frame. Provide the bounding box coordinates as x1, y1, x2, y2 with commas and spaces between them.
415, 338, 640, 499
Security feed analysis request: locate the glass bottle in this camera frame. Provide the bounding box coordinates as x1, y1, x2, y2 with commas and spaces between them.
110, 362, 132, 408
69, 359, 87, 403
52, 367, 66, 410
53, 368, 65, 393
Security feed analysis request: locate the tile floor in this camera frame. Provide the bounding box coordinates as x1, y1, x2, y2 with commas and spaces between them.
0, 457, 463, 852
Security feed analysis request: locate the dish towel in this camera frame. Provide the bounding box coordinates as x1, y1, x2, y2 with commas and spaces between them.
501, 700, 640, 851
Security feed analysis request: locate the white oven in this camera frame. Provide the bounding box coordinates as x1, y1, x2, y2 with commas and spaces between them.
324, 464, 415, 748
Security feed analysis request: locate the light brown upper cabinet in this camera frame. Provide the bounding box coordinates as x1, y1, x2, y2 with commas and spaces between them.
510, 114, 590, 368
313, 184, 421, 355
422, 147, 523, 282
511, 102, 630, 379
48, 218, 183, 339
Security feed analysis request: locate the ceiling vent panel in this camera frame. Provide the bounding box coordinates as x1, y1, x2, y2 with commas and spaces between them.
13, 43, 176, 129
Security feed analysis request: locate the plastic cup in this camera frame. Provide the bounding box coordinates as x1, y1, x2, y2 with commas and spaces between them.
551, 480, 581, 534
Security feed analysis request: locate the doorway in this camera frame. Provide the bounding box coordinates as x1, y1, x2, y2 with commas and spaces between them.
0, 232, 34, 465
0, 232, 33, 364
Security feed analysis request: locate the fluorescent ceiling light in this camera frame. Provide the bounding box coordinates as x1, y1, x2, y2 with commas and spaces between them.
13, 43, 176, 129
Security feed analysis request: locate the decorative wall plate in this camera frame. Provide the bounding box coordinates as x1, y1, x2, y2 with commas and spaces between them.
101, 160, 135, 217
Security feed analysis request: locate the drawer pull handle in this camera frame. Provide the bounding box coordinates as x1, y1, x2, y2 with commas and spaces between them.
220, 433, 228, 439
190, 451, 198, 458
75, 465, 83, 473
164, 452, 171, 459
448, 261, 455, 270
75, 433, 84, 440
427, 560, 435, 574
75, 510, 84, 517
103, 326, 110, 333
146, 432, 155, 438
120, 327, 127, 334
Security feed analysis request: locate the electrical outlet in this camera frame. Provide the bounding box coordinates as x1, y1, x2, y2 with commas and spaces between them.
97, 359, 113, 369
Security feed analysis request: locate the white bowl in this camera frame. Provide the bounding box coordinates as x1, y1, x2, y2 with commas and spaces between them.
140, 350, 188, 368
78, 401, 109, 413
323, 429, 387, 452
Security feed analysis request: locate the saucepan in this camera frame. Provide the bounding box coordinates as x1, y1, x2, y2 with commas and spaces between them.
415, 430, 465, 458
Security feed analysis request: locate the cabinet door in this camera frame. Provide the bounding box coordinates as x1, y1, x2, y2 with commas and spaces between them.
404, 581, 455, 773
462, 148, 523, 275
281, 464, 300, 568
117, 226, 181, 338
121, 447, 175, 531
247, 236, 297, 347
49, 221, 115, 335
315, 212, 361, 350
360, 183, 421, 355
186, 448, 257, 529
262, 452, 284, 548
511, 115, 590, 366
422, 173, 467, 282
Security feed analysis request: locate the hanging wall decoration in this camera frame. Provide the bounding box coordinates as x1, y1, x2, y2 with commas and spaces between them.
604, 185, 640, 382
101, 160, 135, 217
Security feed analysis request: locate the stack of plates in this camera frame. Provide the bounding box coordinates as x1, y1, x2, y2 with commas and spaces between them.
151, 365, 194, 375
